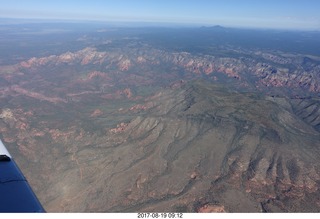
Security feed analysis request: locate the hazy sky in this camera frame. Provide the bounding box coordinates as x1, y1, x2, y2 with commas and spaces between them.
1, 0, 320, 30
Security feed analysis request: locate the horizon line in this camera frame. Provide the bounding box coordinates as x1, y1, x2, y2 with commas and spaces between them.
0, 17, 319, 32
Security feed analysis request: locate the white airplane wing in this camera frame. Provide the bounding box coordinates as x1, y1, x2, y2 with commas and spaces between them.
0, 139, 45, 212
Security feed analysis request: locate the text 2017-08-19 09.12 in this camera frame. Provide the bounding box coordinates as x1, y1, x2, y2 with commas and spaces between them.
137, 213, 183, 218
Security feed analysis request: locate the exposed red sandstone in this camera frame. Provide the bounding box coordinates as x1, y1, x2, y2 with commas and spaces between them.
90, 109, 103, 117
11, 85, 67, 104
198, 204, 226, 213
13, 46, 320, 93
129, 102, 154, 112
118, 58, 131, 71
122, 88, 132, 98
101, 88, 133, 100
109, 122, 128, 134
87, 71, 109, 80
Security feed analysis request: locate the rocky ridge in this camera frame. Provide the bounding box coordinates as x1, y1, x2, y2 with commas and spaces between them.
12, 45, 320, 94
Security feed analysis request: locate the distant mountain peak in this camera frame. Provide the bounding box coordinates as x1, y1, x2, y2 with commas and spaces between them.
200, 25, 225, 29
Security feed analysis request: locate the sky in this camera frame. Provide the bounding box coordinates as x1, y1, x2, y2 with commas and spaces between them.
1, 0, 320, 30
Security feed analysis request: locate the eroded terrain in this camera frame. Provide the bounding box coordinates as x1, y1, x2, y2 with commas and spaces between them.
0, 25, 320, 212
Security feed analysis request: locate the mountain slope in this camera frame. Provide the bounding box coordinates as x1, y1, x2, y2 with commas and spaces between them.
22, 80, 319, 212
